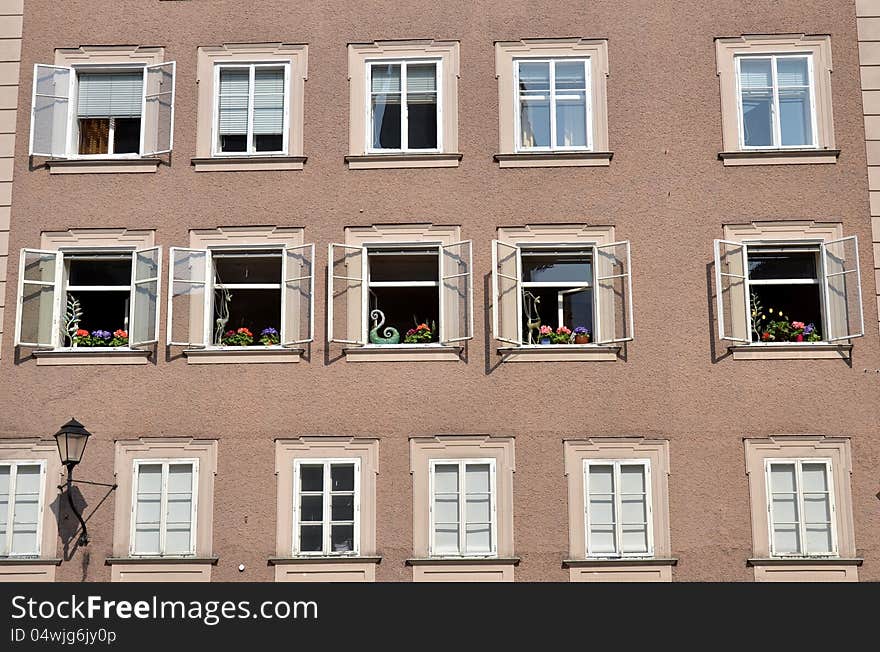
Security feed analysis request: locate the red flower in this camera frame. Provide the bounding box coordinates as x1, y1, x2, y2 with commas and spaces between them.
75, 329, 89, 337
114, 329, 128, 338
237, 327, 252, 336
761, 332, 772, 341
225, 330, 235, 336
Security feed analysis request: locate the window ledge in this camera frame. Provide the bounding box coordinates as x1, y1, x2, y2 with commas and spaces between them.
105, 556, 219, 565
268, 556, 381, 566
718, 149, 840, 166
33, 349, 151, 366
728, 343, 852, 360
405, 557, 520, 566
493, 151, 613, 168
497, 344, 620, 362
747, 557, 863, 567
191, 156, 307, 172
345, 153, 462, 169
0, 557, 62, 566
183, 347, 305, 364
562, 558, 678, 568
343, 344, 462, 362
46, 158, 162, 174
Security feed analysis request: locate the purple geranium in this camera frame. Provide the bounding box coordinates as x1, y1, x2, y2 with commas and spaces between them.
261, 327, 278, 336
803, 323, 815, 334
573, 326, 590, 335
91, 330, 111, 340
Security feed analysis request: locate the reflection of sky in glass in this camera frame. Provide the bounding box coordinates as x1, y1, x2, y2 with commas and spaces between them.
521, 253, 591, 283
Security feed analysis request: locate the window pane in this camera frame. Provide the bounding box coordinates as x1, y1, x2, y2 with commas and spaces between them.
779, 87, 812, 146
331, 464, 355, 492
770, 464, 797, 493
521, 251, 592, 284
750, 284, 823, 342
300, 495, 323, 522
434, 494, 458, 523
300, 465, 323, 492
621, 525, 648, 553
803, 494, 830, 523
801, 463, 828, 492
433, 464, 458, 494
777, 58, 809, 87
137, 464, 162, 493
465, 494, 491, 523
135, 464, 161, 554
741, 89, 773, 147
588, 465, 614, 493
465, 523, 492, 553
748, 251, 818, 281
368, 249, 438, 283
68, 257, 133, 286
331, 494, 354, 522
518, 61, 550, 92
213, 254, 281, 285
331, 524, 355, 553
406, 64, 437, 149
433, 525, 459, 554
12, 466, 40, 555
520, 97, 550, 148
561, 288, 593, 334
555, 93, 587, 148
589, 496, 615, 524
773, 525, 801, 553
589, 526, 616, 553
134, 527, 160, 554
805, 525, 833, 554
10, 529, 38, 555
164, 528, 191, 554
218, 68, 249, 138
13, 465, 40, 494
465, 464, 490, 494
620, 496, 646, 524
620, 465, 645, 493
772, 495, 798, 523
371, 64, 401, 149
739, 58, 772, 89
555, 61, 586, 90
0, 467, 8, 540
300, 524, 323, 552
113, 117, 141, 154
167, 464, 192, 493
252, 67, 285, 138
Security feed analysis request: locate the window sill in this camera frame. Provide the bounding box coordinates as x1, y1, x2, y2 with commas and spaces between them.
268, 556, 381, 565
105, 556, 219, 565
718, 149, 840, 166
493, 151, 613, 168
33, 349, 151, 366
497, 344, 620, 362
345, 153, 462, 169
748, 557, 862, 582
407, 557, 519, 582
105, 556, 218, 582
269, 556, 381, 582
183, 347, 305, 364
0, 558, 62, 582
191, 156, 307, 172
728, 343, 852, 360
562, 557, 678, 567
46, 158, 162, 174
406, 557, 520, 566
343, 344, 462, 362
563, 558, 677, 582
746, 557, 862, 566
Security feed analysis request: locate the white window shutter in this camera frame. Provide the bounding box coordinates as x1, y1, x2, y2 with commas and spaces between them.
167, 247, 208, 347
30, 64, 72, 158
130, 247, 162, 347
15, 248, 61, 348
492, 240, 522, 345
595, 240, 634, 344
142, 62, 175, 156
440, 240, 473, 344
282, 243, 315, 346
822, 236, 864, 342
327, 244, 365, 345
713, 239, 750, 343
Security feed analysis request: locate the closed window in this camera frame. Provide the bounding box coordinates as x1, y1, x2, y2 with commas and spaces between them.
15, 247, 161, 350
368, 60, 440, 152
736, 54, 816, 149
293, 460, 360, 555
131, 461, 197, 557
585, 460, 653, 557
766, 460, 836, 557
30, 62, 175, 159
0, 462, 45, 557
516, 58, 590, 151
430, 460, 496, 557
215, 63, 288, 155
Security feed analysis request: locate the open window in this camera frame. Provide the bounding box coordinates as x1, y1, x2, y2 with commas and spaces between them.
14, 247, 161, 350
328, 241, 472, 347
714, 237, 863, 344
491, 240, 632, 346
30, 61, 176, 159
167, 244, 313, 349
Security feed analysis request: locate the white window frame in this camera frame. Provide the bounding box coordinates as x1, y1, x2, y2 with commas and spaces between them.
428, 458, 498, 558
129, 459, 199, 558
365, 58, 443, 154
765, 458, 838, 558
514, 57, 592, 153
291, 459, 361, 557
583, 459, 654, 559
735, 53, 819, 150
211, 61, 291, 157
0, 461, 46, 558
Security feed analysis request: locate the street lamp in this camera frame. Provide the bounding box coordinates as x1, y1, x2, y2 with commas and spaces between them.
54, 418, 92, 546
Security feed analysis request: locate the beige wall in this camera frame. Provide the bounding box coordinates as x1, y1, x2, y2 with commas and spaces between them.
0, 1, 878, 582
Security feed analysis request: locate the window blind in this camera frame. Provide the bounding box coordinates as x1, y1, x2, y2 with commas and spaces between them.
371, 64, 401, 94
738, 58, 772, 89
218, 69, 249, 135
776, 58, 809, 87
77, 72, 144, 118
252, 68, 285, 135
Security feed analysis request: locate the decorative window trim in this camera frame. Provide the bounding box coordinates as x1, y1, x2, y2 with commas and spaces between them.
347, 40, 460, 168
494, 39, 610, 167
0, 439, 62, 582
715, 34, 835, 165
563, 438, 672, 582
194, 43, 308, 171
274, 437, 379, 582
112, 438, 217, 582
744, 435, 858, 582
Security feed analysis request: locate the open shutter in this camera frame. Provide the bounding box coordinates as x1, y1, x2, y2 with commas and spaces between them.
282, 243, 314, 346
713, 239, 750, 343
491, 240, 521, 345
130, 247, 161, 347
440, 240, 473, 344
142, 62, 175, 156
822, 236, 864, 342
15, 249, 61, 348
30, 64, 72, 158
595, 241, 634, 344
328, 244, 365, 345
167, 247, 207, 347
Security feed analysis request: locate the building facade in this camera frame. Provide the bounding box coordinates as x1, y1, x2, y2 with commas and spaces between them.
0, 0, 878, 582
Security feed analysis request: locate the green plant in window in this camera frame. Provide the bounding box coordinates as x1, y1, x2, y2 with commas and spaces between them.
62, 294, 83, 347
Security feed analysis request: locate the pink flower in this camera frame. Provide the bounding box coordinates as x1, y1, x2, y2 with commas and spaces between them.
539, 325, 552, 335
791, 321, 805, 330
556, 326, 571, 335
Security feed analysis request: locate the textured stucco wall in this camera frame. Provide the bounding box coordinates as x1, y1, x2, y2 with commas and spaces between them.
0, 0, 878, 582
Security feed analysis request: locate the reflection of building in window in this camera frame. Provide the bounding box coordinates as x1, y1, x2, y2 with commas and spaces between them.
369, 60, 439, 151
367, 246, 439, 344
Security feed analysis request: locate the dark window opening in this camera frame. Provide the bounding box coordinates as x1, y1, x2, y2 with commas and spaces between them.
255, 134, 283, 152
220, 134, 247, 153
750, 284, 822, 342
68, 257, 133, 286
212, 288, 280, 344
368, 286, 439, 343
65, 291, 130, 335
113, 118, 141, 154
213, 254, 281, 285
368, 249, 438, 283
521, 287, 593, 338
407, 103, 437, 149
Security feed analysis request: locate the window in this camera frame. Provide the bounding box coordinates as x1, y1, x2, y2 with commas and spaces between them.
737, 55, 816, 149
368, 60, 440, 152
131, 460, 197, 557
215, 63, 288, 155
167, 244, 314, 348
714, 236, 864, 344
0, 462, 45, 558
30, 61, 175, 159
766, 460, 836, 557
585, 460, 652, 558
15, 247, 161, 349
492, 239, 632, 346
293, 460, 360, 556
430, 460, 496, 557
516, 58, 590, 151
328, 237, 472, 348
